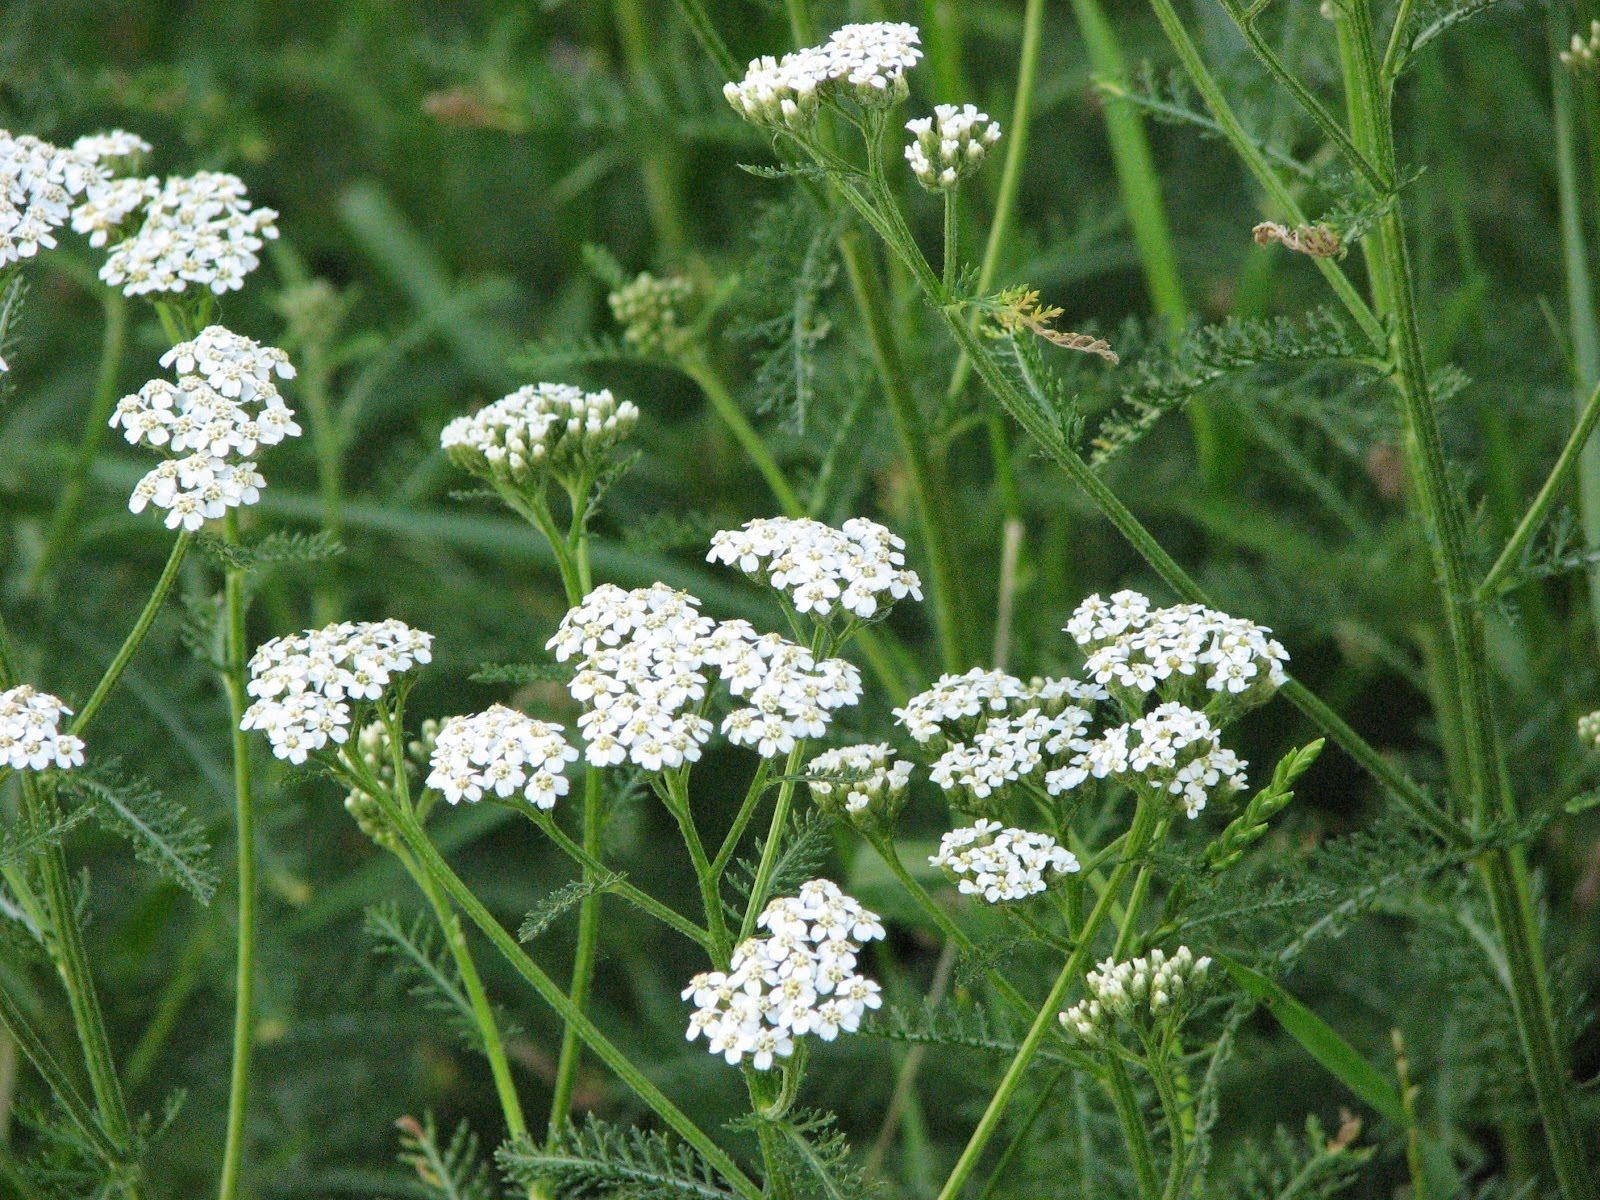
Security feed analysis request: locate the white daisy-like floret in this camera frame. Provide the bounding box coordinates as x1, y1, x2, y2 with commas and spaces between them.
905, 103, 1001, 191
0, 685, 86, 772
822, 22, 923, 102
240, 620, 433, 764
1047, 701, 1246, 816
92, 170, 278, 296
0, 130, 111, 268
441, 382, 639, 490
126, 454, 265, 531
723, 23, 922, 127
716, 633, 862, 759
70, 130, 150, 169
707, 516, 922, 621
683, 879, 884, 1069
427, 705, 578, 808
722, 47, 832, 130
931, 819, 1078, 902
1067, 590, 1289, 708
894, 668, 1105, 745
929, 705, 1095, 801
807, 743, 912, 821
1060, 946, 1211, 1041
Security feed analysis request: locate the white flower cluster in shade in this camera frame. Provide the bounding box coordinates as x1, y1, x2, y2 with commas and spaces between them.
708, 517, 922, 621
441, 382, 639, 490
929, 705, 1094, 800
549, 583, 863, 770
85, 170, 278, 296
117, 327, 299, 531
1579, 710, 1600, 749
1059, 946, 1210, 1040
894, 667, 1105, 745
0, 129, 146, 272
0, 685, 86, 772
723, 22, 922, 128
806, 743, 912, 820
1051, 701, 1246, 817
240, 621, 434, 764
683, 879, 884, 1070
1067, 590, 1289, 705
930, 819, 1078, 902
608, 271, 695, 356
905, 104, 1001, 192
426, 705, 578, 808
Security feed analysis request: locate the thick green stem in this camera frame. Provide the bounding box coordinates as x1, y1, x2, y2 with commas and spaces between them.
30, 290, 127, 589
548, 767, 604, 1135
1106, 1056, 1162, 1200
376, 793, 764, 1200
932, 800, 1159, 1200
216, 511, 255, 1200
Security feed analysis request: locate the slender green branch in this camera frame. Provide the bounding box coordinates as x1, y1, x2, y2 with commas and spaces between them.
736, 743, 807, 942
1478, 374, 1600, 599
1106, 1056, 1162, 1200
216, 511, 255, 1200
0, 976, 123, 1165
711, 760, 772, 879
373, 791, 766, 1200
681, 354, 804, 518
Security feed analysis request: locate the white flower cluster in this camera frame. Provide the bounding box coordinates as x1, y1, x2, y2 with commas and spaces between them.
1059, 946, 1210, 1040
441, 383, 639, 491
550, 583, 862, 770
1067, 591, 1289, 707
608, 271, 695, 356
807, 743, 912, 822
426, 705, 578, 808
117, 326, 299, 531
240, 621, 434, 764
1051, 702, 1245, 817
88, 170, 278, 296
905, 104, 1001, 192
930, 819, 1078, 902
0, 685, 86, 772
1579, 710, 1600, 750
0, 130, 123, 270
723, 22, 922, 128
894, 668, 1104, 745
683, 879, 884, 1069
1564, 19, 1600, 70
929, 705, 1094, 801
707, 517, 922, 621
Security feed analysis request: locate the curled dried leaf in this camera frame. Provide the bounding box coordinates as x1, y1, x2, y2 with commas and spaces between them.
1253, 221, 1344, 259
985, 287, 1119, 362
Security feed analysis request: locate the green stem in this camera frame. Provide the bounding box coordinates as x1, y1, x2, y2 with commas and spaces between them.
1478, 374, 1600, 598
1106, 1056, 1162, 1200
711, 760, 771, 879
217, 511, 255, 1200
376, 792, 765, 1200
549, 778, 610, 1132
70, 533, 194, 737
682, 356, 804, 517
664, 774, 733, 961
932, 800, 1159, 1200
736, 743, 807, 943
30, 289, 128, 588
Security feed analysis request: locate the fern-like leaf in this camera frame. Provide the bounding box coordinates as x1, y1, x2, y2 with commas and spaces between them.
518, 872, 623, 943
365, 903, 509, 1051
61, 762, 216, 903
395, 1114, 497, 1200
498, 1118, 735, 1199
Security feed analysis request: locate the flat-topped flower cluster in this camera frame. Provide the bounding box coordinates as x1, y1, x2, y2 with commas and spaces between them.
0, 685, 85, 772
0, 128, 147, 272
441, 382, 639, 492
426, 704, 577, 808
905, 104, 1001, 192
1059, 946, 1211, 1041
549, 582, 863, 770
931, 820, 1079, 902
683, 879, 884, 1069
241, 621, 434, 764
118, 326, 299, 531
806, 743, 912, 823
723, 21, 923, 128
707, 516, 922, 621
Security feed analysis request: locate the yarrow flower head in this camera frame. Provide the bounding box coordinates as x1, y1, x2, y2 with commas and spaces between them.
441, 382, 639, 493
806, 743, 912, 826
682, 879, 884, 1069
1067, 590, 1288, 713
1059, 946, 1210, 1042
240, 620, 433, 764
707, 516, 922, 623
929, 705, 1096, 805
90, 170, 278, 297
894, 668, 1104, 746
1579, 710, 1600, 749
608, 271, 696, 357
931, 819, 1078, 902
426, 705, 578, 808
723, 22, 922, 129
550, 583, 862, 770
0, 685, 86, 772
905, 104, 1001, 192
0, 128, 150, 277
116, 326, 299, 531
1049, 701, 1246, 817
